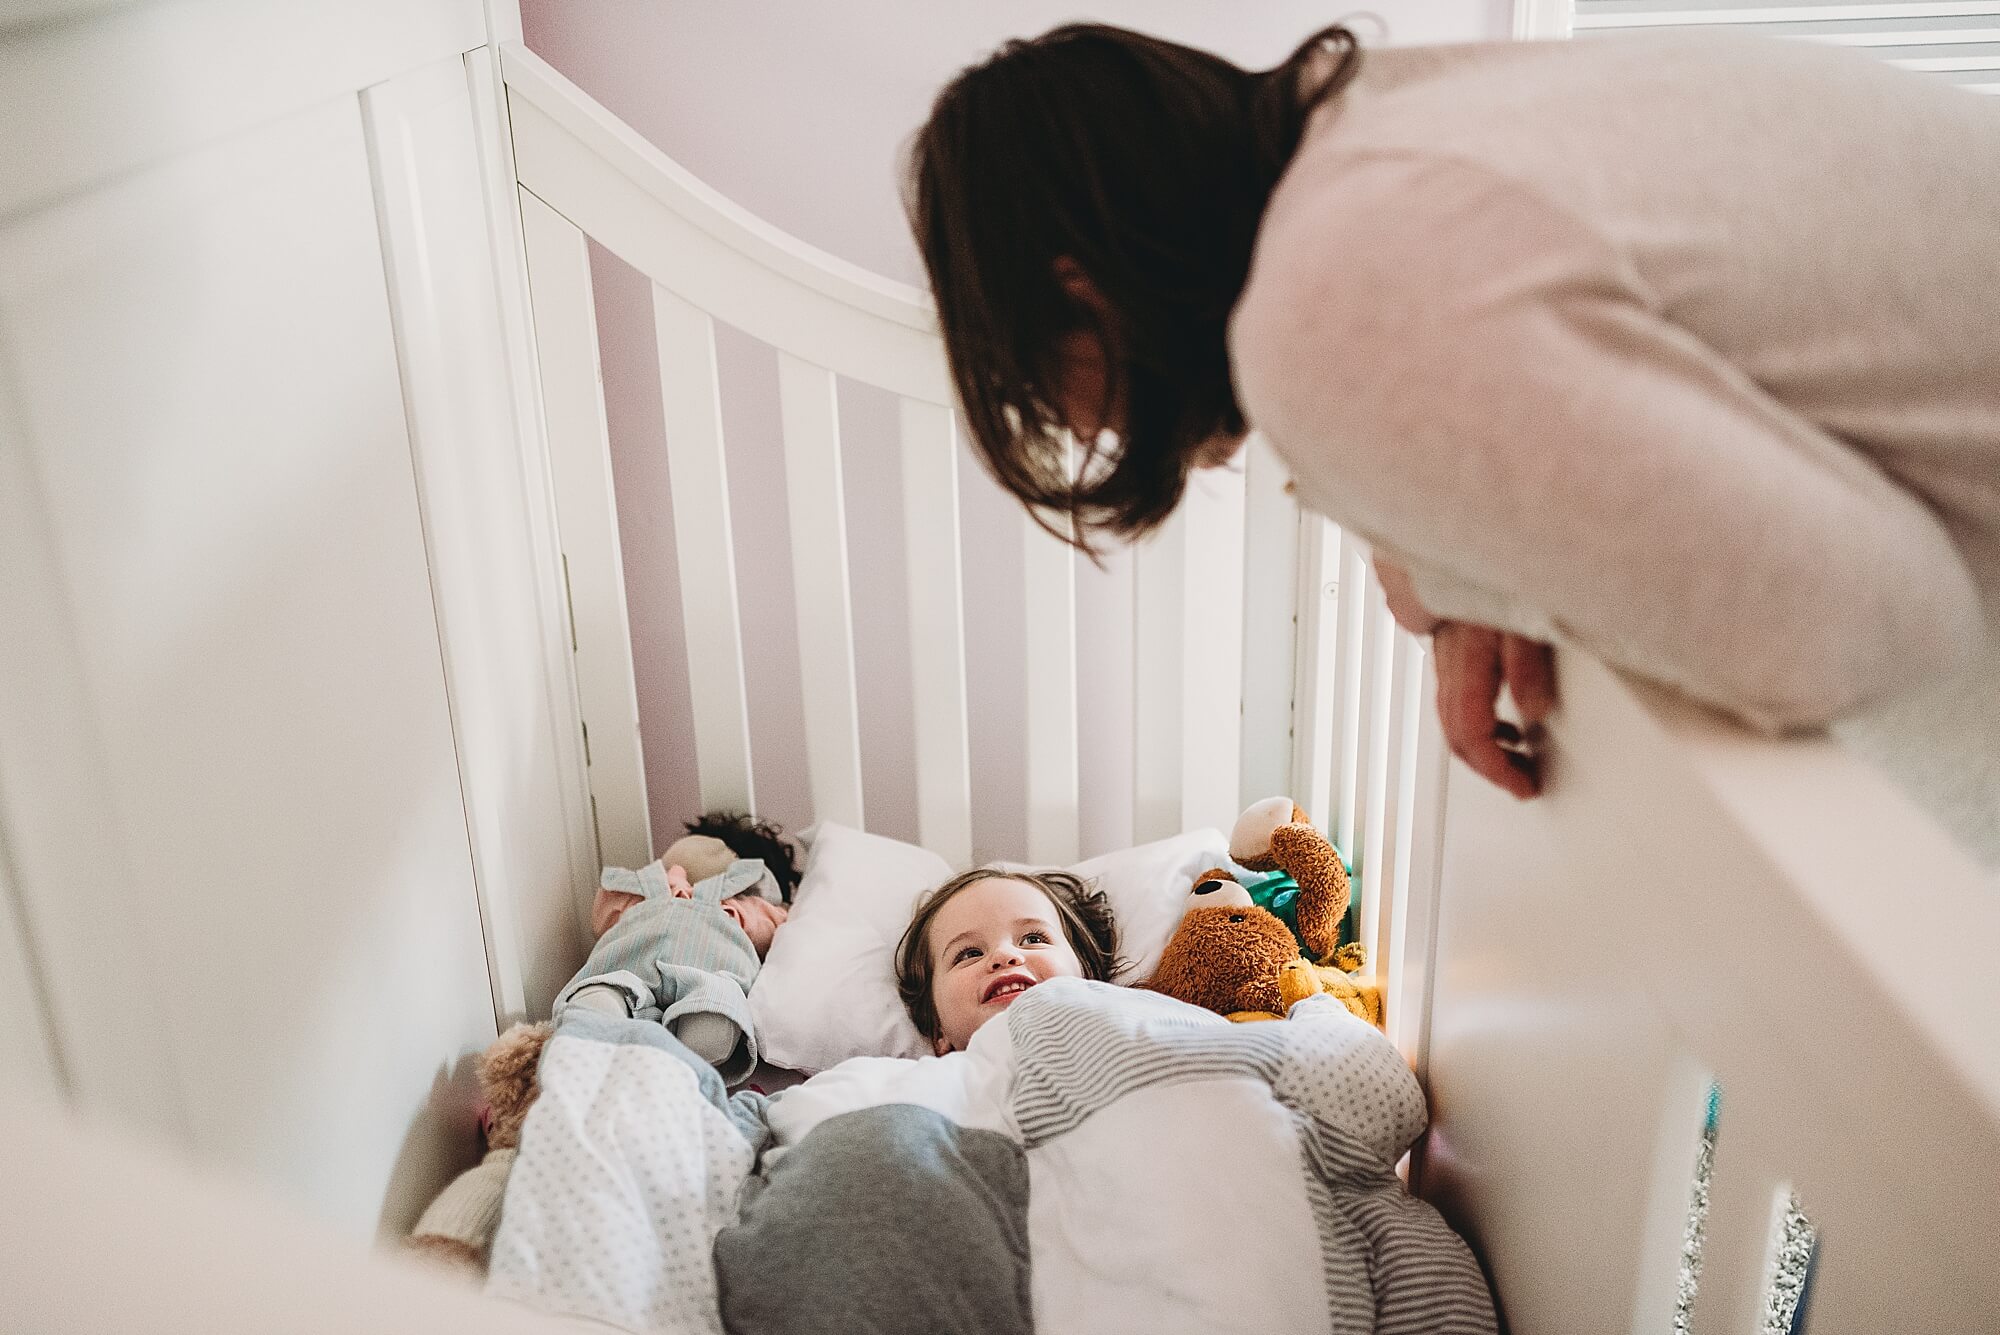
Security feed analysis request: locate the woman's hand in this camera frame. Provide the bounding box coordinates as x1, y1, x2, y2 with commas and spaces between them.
1431, 623, 1555, 800
1372, 556, 1555, 798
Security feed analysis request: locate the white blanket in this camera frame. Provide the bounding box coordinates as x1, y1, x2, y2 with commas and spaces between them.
487, 980, 1496, 1335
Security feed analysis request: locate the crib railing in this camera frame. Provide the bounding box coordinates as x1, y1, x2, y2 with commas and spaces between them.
1422, 651, 2000, 1333
497, 44, 1441, 1048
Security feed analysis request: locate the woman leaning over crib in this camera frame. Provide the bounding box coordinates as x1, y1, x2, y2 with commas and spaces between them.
907, 23, 2000, 864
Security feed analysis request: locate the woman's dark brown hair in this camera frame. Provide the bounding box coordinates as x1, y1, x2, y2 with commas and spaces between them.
895, 868, 1122, 1043
906, 23, 1362, 546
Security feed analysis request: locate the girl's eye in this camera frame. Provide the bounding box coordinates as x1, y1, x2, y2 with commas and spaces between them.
1022, 931, 1052, 945
953, 946, 981, 965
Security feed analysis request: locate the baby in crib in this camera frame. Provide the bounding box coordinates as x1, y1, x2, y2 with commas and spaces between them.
558, 848, 790, 1085
893, 867, 1121, 1054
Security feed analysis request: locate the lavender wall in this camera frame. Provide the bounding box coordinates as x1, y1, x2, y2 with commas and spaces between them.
521, 1, 1513, 863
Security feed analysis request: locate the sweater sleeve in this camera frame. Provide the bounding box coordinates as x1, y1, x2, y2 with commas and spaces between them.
1232, 152, 1984, 732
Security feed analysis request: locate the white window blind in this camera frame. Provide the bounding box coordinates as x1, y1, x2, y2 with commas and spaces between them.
1573, 2, 2000, 93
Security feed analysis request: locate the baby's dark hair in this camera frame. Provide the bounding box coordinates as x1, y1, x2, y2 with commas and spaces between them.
685, 811, 802, 904
894, 868, 1122, 1043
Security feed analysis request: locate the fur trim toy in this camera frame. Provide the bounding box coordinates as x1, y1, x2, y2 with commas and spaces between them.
1144, 797, 1383, 1026
405, 1020, 552, 1275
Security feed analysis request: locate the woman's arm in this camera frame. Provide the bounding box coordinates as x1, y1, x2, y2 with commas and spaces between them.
1235, 152, 1984, 733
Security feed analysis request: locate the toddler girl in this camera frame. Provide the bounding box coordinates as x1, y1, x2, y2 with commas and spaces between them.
893, 867, 1120, 1054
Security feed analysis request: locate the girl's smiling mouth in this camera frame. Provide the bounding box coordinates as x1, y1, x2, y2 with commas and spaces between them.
982, 972, 1037, 1003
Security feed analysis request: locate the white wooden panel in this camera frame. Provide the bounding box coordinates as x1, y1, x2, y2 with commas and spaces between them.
502, 44, 950, 404
1133, 469, 1248, 841
1180, 467, 1247, 832
653, 285, 756, 815
1572, 4, 2000, 93
0, 0, 484, 219
0, 0, 133, 30
1686, 1137, 1794, 1335
519, 189, 653, 873
899, 399, 974, 868
1513, 0, 1575, 37
0, 367, 178, 1127
1133, 510, 1187, 845
1239, 434, 1301, 809
1420, 653, 2000, 1333
1356, 597, 1401, 966
1289, 517, 1343, 827
483, 0, 525, 44
1419, 716, 1726, 1328
4, 1091, 572, 1335
1023, 507, 1080, 867
0, 96, 495, 1232
1622, 1057, 1725, 1335
0, 357, 80, 1110
0, 859, 63, 1100
1330, 537, 1374, 859
776, 355, 866, 830
463, 47, 600, 947
363, 54, 586, 1025
1381, 644, 1448, 1062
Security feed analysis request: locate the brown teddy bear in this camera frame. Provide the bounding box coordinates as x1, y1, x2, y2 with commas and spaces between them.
1144, 797, 1382, 1026
406, 1019, 552, 1275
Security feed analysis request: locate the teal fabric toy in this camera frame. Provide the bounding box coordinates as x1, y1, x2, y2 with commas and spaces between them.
1240, 861, 1358, 963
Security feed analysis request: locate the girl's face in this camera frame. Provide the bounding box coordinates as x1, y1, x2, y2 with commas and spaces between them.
925, 876, 1085, 1055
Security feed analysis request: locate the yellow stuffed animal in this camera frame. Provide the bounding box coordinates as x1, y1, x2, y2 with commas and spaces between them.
1143, 798, 1382, 1027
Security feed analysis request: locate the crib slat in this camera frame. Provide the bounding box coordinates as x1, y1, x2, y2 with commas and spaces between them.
1132, 503, 1185, 846
1622, 1058, 1724, 1335
1382, 641, 1447, 1059
898, 398, 973, 868
1686, 1133, 1793, 1335
1330, 535, 1373, 861
1023, 484, 1080, 867
1182, 466, 1247, 831
652, 284, 755, 815
1290, 517, 1342, 829
1238, 434, 1299, 809
776, 353, 865, 830
1357, 595, 1401, 967
1360, 613, 1421, 983
519, 188, 652, 869
1134, 468, 1247, 841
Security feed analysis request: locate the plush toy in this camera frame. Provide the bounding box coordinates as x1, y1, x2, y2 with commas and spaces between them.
406, 1019, 552, 1275
405, 812, 799, 1271
1144, 797, 1382, 1026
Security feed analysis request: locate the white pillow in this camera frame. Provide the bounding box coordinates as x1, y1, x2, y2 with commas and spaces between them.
1063, 828, 1234, 982
750, 822, 1231, 1072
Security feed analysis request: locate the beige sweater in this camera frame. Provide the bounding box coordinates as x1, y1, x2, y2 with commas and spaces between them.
1230, 33, 2000, 864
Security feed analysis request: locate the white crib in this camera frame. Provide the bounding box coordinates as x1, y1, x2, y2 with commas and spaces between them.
2, 4, 1995, 1333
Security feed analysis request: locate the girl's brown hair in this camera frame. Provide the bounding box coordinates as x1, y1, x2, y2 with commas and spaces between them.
906, 22, 1363, 547
895, 868, 1122, 1043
